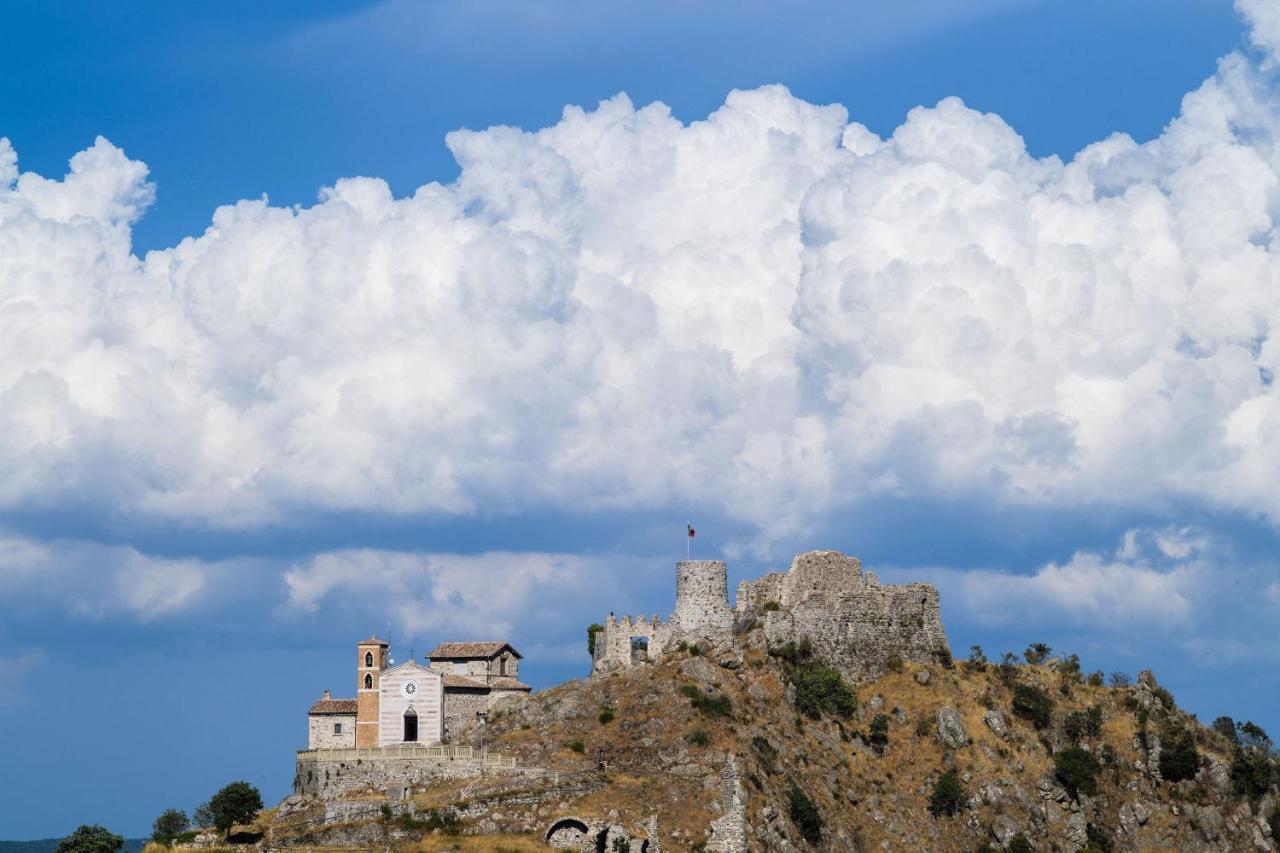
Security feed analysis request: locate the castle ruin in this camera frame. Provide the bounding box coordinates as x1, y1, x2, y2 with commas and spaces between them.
592, 550, 950, 679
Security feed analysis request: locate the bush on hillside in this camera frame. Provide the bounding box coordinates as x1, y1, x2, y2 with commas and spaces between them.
56, 826, 124, 853
792, 661, 856, 720
1007, 835, 1033, 853
1158, 725, 1200, 783
787, 781, 823, 844
928, 769, 965, 817
1011, 683, 1053, 729
1086, 822, 1113, 852
1108, 672, 1131, 688
868, 714, 890, 754
1231, 745, 1274, 800
1054, 746, 1102, 799
680, 686, 732, 718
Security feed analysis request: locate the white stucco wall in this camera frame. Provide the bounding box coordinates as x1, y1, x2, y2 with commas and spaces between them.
378, 661, 444, 746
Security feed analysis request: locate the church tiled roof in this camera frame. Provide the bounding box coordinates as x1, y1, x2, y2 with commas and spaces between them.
427, 641, 522, 660
308, 698, 357, 715
441, 674, 489, 690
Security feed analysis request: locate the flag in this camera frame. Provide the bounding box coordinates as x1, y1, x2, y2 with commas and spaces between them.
687, 524, 696, 538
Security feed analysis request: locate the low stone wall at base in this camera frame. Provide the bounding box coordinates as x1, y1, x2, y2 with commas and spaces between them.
294, 747, 538, 799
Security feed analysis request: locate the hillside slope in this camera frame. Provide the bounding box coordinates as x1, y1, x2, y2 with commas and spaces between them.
268, 633, 1279, 852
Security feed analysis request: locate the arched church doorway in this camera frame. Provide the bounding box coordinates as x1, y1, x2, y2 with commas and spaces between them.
403, 706, 418, 742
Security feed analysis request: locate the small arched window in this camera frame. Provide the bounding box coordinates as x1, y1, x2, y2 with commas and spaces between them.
364, 673, 373, 689
365, 651, 374, 667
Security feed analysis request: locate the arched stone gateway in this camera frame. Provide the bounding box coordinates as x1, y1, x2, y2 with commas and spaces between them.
545, 817, 592, 848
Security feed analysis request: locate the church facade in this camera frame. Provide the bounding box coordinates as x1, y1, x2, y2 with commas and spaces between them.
305, 636, 530, 749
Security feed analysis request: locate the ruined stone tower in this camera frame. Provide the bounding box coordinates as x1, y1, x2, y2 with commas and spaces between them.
670, 560, 733, 645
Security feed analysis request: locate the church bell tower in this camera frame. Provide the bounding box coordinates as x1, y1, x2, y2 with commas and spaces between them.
356, 636, 389, 747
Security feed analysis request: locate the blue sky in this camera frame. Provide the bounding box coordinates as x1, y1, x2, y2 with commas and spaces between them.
3, 0, 1280, 839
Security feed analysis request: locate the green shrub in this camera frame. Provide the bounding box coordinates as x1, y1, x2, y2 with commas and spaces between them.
586, 623, 605, 656
1086, 670, 1104, 687
868, 714, 890, 754
569, 739, 585, 753
598, 706, 616, 725
884, 652, 905, 673
172, 831, 199, 845
684, 688, 732, 717
752, 735, 778, 774
787, 781, 822, 844
771, 637, 814, 664
611, 837, 631, 853
792, 661, 856, 720
1108, 672, 1131, 688
1054, 746, 1102, 799
1151, 684, 1176, 711
934, 647, 954, 669
762, 600, 781, 612
687, 729, 710, 747
1011, 683, 1053, 729
1158, 724, 1200, 783
1086, 822, 1113, 852
928, 769, 965, 817
998, 652, 1020, 685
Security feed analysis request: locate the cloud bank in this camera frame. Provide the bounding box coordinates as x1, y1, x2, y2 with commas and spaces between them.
3, 2, 1280, 547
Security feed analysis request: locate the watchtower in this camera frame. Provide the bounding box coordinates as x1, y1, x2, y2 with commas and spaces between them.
356, 636, 389, 747
670, 560, 733, 644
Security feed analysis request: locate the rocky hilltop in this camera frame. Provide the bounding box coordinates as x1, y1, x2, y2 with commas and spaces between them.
265, 622, 1280, 851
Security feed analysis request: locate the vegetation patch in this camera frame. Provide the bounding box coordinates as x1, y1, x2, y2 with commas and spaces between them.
1158, 724, 1200, 783
786, 781, 823, 844
791, 661, 856, 720
1054, 747, 1102, 799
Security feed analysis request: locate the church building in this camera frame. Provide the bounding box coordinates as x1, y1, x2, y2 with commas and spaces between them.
306, 636, 530, 749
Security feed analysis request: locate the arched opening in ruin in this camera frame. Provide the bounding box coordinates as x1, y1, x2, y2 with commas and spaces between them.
594, 828, 609, 852
629, 635, 649, 664
544, 818, 590, 847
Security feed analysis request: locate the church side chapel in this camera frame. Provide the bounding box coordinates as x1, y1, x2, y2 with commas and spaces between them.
305, 637, 530, 750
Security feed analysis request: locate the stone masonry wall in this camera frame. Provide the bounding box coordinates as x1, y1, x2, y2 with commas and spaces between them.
747, 551, 950, 679
308, 714, 356, 750
294, 753, 539, 799
593, 614, 670, 673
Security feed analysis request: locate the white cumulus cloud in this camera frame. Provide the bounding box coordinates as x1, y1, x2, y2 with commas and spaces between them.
3, 6, 1280, 545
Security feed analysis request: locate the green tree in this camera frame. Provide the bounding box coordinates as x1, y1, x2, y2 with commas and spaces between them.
1212, 716, 1239, 743
1007, 836, 1033, 853
1023, 643, 1052, 665
55, 826, 123, 853
152, 809, 189, 846
928, 769, 965, 817
207, 780, 263, 837
1054, 746, 1102, 799
193, 801, 214, 829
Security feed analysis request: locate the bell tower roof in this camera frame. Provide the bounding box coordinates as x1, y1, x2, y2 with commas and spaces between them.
358, 635, 390, 647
